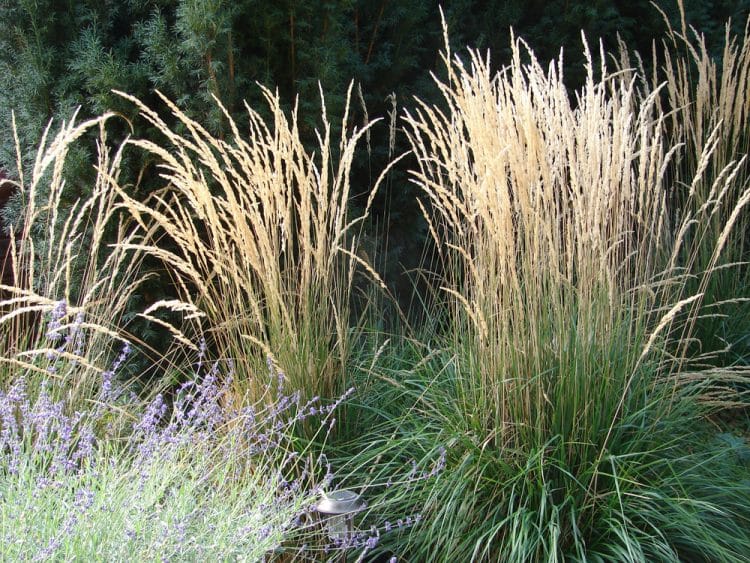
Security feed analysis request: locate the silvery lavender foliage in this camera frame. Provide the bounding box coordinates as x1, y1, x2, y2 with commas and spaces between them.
0, 308, 355, 560
0, 378, 91, 478
2, 307, 440, 560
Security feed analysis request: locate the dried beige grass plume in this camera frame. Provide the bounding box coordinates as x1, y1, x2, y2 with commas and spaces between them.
115, 85, 397, 400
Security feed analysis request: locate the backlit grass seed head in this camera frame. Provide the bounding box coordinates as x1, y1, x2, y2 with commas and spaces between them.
114, 86, 395, 403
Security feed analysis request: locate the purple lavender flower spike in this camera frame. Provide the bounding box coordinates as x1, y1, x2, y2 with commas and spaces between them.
46, 300, 67, 342
73, 311, 85, 354
34, 537, 61, 561
74, 425, 95, 464
74, 488, 95, 511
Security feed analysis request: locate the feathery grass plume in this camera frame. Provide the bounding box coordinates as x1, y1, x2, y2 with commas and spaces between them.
0, 111, 154, 409
641, 1, 750, 365
115, 86, 398, 404
396, 12, 750, 561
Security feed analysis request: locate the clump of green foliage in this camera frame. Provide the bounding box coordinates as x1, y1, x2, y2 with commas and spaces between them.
340, 9, 750, 561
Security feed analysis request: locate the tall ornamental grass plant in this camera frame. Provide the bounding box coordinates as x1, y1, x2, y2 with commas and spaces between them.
116, 86, 399, 403
0, 111, 154, 409
393, 15, 750, 561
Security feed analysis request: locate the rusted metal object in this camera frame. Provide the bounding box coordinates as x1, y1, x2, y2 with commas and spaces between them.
0, 169, 18, 287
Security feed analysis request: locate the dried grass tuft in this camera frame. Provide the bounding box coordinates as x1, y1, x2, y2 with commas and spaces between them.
116, 85, 389, 401
0, 113, 152, 406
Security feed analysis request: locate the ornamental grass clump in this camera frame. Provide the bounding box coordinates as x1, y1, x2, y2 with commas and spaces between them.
646, 4, 750, 365
116, 86, 398, 403
397, 15, 750, 561
0, 110, 153, 409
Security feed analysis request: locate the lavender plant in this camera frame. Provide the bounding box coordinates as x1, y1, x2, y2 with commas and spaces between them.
1, 310, 433, 561
0, 330, 340, 561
